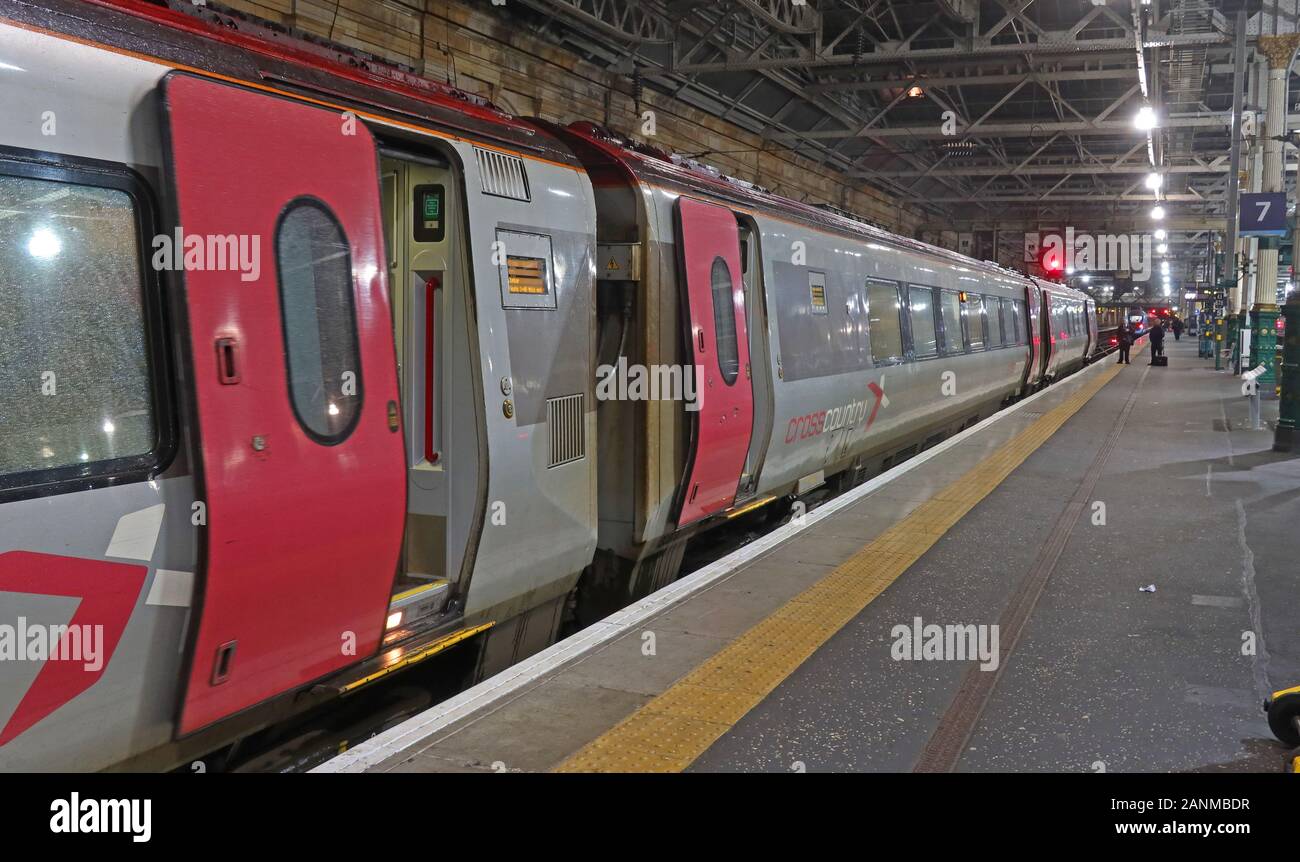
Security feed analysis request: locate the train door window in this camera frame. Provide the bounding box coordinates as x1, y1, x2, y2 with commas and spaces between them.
711, 257, 741, 385
907, 285, 939, 358
276, 198, 363, 443
939, 289, 964, 353
865, 279, 904, 365
0, 169, 159, 485
1013, 299, 1027, 343
987, 295, 1005, 347
964, 294, 986, 350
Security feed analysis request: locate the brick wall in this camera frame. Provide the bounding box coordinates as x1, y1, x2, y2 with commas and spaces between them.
212, 0, 922, 236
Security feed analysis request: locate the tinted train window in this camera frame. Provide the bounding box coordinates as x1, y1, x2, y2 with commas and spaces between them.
1014, 300, 1027, 342
710, 256, 740, 385
1001, 298, 1019, 344
940, 290, 964, 353
965, 294, 986, 350
907, 285, 939, 358
276, 199, 362, 443
865, 280, 904, 364
987, 296, 1005, 347
0, 173, 155, 478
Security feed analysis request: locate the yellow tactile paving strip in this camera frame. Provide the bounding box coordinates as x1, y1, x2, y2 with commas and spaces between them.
555, 360, 1127, 772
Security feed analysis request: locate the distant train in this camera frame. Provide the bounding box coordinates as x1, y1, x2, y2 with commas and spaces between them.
0, 0, 1100, 770
1095, 302, 1163, 350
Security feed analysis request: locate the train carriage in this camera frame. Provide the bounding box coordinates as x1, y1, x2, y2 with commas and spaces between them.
548, 123, 1095, 614
0, 0, 1098, 771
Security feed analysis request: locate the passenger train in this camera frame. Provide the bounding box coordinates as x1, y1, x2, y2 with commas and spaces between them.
0, 0, 1100, 771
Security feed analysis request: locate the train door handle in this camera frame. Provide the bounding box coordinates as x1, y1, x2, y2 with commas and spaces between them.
697, 330, 706, 353
215, 337, 240, 384
211, 640, 237, 685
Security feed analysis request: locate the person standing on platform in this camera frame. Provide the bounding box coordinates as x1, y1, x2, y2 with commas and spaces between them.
1149, 320, 1166, 363
1172, 317, 1184, 341
1117, 323, 1133, 364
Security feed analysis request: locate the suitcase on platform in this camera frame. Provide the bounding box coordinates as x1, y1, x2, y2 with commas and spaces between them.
1152, 355, 1168, 367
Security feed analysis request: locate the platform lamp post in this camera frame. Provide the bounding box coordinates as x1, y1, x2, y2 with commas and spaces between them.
1274, 291, 1300, 451
1217, 11, 1249, 372
1225, 253, 1244, 372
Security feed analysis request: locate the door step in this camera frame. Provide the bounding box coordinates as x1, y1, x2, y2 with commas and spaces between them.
317, 619, 494, 696
384, 579, 451, 643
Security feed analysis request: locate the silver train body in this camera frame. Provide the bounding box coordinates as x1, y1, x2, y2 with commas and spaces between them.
0, 0, 1096, 771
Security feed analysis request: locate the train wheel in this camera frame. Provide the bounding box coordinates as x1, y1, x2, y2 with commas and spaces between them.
1266, 691, 1300, 747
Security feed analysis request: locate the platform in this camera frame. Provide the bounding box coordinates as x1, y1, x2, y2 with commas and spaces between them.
318, 337, 1300, 773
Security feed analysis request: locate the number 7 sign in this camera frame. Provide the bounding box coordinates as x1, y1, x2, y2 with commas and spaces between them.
1239, 191, 1288, 237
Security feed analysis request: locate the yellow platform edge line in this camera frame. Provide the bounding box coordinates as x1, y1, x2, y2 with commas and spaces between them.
554, 362, 1124, 773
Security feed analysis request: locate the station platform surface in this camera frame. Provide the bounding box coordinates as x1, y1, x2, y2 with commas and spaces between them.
319, 337, 1300, 773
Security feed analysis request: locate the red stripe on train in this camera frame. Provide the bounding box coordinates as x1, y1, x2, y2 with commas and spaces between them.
0, 551, 147, 746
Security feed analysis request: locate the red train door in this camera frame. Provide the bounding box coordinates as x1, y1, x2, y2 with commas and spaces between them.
674, 198, 754, 525
161, 74, 406, 734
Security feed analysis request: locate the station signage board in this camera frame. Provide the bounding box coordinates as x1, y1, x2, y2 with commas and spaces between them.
1239, 191, 1288, 237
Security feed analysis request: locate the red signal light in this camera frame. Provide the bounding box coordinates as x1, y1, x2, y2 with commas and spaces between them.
1038, 245, 1064, 277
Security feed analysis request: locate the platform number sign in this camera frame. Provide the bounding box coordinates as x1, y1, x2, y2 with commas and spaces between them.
1239, 192, 1288, 237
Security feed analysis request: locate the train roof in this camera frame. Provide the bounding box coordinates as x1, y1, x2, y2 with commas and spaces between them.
1030, 276, 1092, 302
10, 0, 1085, 301
3, 0, 581, 168
552, 121, 1037, 286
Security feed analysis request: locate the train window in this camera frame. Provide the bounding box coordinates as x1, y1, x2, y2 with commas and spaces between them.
276, 198, 363, 444
0, 171, 158, 482
1013, 300, 1027, 343
964, 294, 986, 350
1001, 298, 1020, 344
987, 296, 1005, 347
865, 280, 904, 364
710, 256, 741, 386
907, 285, 939, 358
939, 290, 964, 353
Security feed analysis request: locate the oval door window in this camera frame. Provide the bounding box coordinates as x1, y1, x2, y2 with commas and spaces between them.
709, 256, 740, 386
275, 197, 363, 444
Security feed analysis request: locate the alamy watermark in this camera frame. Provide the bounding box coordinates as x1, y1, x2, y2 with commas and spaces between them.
151, 228, 261, 282
596, 357, 700, 411
50, 793, 151, 843
891, 616, 1000, 672
0, 618, 104, 671
1030, 228, 1154, 281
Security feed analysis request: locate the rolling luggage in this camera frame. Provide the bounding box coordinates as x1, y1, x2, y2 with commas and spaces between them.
1151, 355, 1168, 367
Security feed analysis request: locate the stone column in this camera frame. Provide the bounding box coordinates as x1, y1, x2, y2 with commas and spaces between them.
1250, 35, 1300, 387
